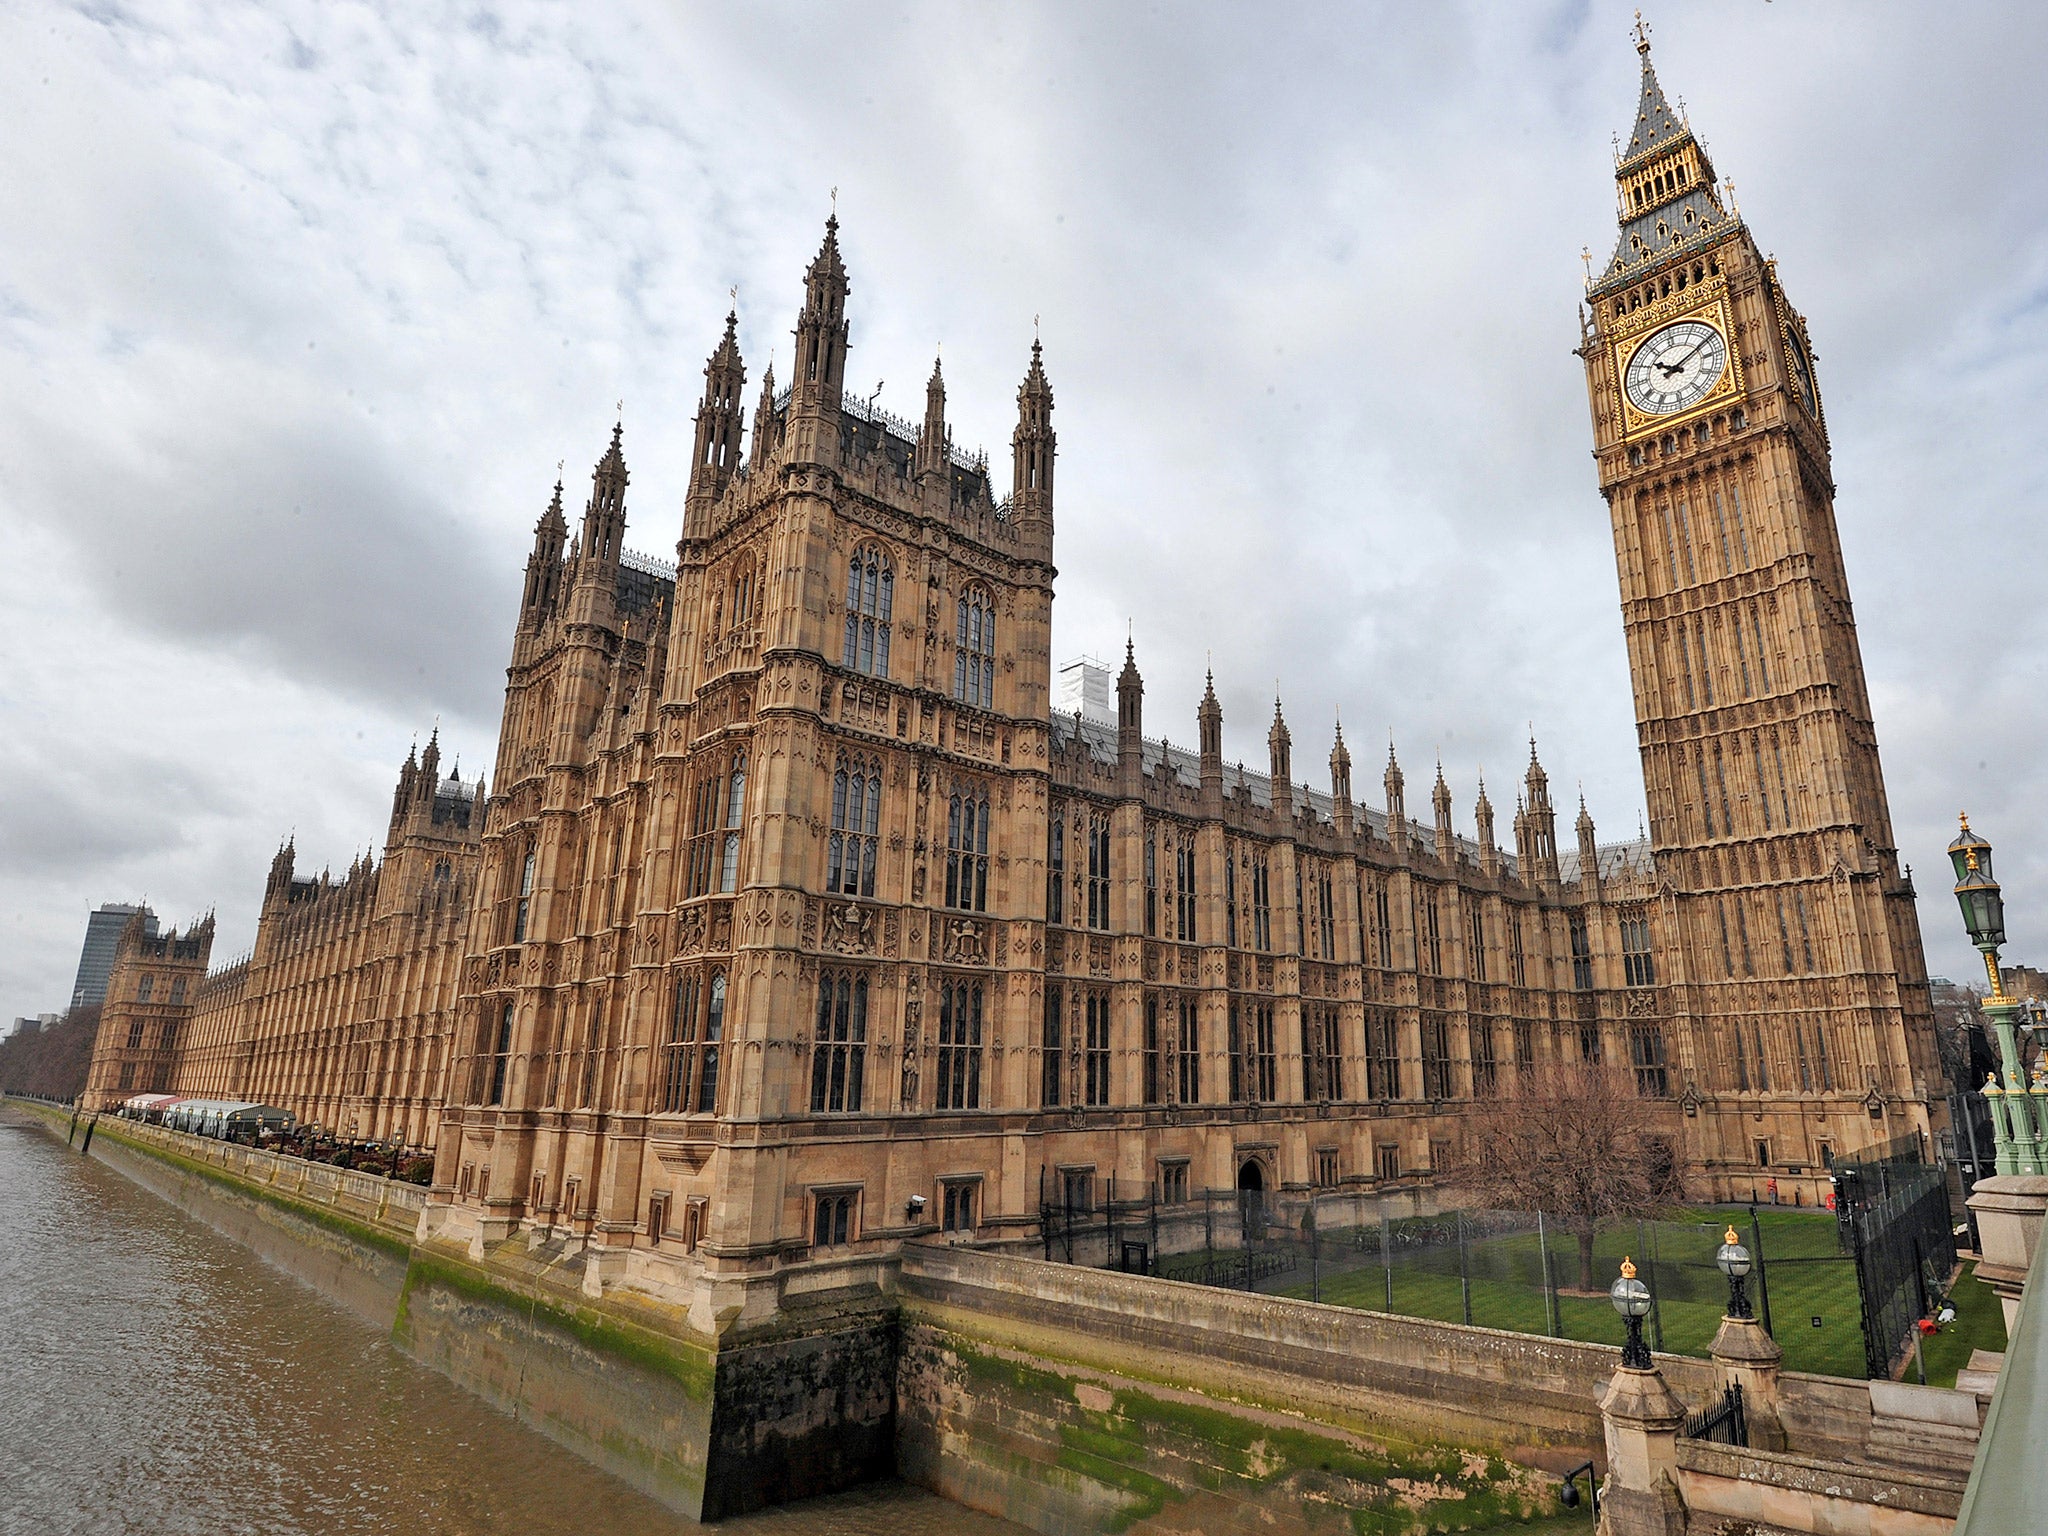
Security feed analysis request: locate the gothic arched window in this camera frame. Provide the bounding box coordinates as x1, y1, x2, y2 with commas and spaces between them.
954, 585, 995, 708
1046, 812, 1065, 925
829, 754, 882, 897
694, 971, 725, 1112
513, 846, 537, 943
720, 752, 747, 893
936, 979, 984, 1110
945, 783, 990, 912
685, 748, 748, 898
729, 558, 758, 631
810, 970, 868, 1113
843, 546, 893, 678
1085, 814, 1111, 931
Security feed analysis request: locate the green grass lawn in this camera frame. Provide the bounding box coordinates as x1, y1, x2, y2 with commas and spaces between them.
1914, 1261, 2008, 1388
1272, 1207, 1870, 1378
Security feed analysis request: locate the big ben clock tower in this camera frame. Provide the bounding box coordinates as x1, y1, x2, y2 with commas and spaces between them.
1581, 23, 1942, 1188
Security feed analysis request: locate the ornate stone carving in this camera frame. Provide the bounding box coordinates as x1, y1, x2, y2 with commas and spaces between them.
943, 917, 988, 966
825, 900, 874, 955
676, 907, 706, 956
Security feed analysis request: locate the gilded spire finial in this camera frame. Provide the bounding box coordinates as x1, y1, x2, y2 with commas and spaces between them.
1632, 10, 1651, 55
1960, 810, 1971, 831
1725, 177, 1739, 216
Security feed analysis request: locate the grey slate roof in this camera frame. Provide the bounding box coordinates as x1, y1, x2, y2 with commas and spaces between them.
1047, 710, 1656, 892
1592, 56, 1742, 297
1619, 55, 1687, 168
616, 548, 676, 618
1596, 185, 1740, 296
1558, 839, 1656, 886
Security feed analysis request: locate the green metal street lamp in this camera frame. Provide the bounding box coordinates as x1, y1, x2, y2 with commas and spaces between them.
1611, 1256, 1654, 1369
1951, 815, 2044, 1176
1949, 815, 2005, 960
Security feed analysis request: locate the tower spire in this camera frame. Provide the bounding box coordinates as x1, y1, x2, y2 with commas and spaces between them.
751, 355, 779, 470
1197, 668, 1224, 805
578, 422, 629, 573
1475, 772, 1499, 875
792, 211, 850, 412
1385, 738, 1407, 854
1592, 23, 1735, 297
1330, 719, 1354, 837
1268, 694, 1293, 817
521, 475, 569, 624
687, 308, 746, 517
1010, 335, 1055, 545
916, 351, 950, 482
1576, 789, 1600, 892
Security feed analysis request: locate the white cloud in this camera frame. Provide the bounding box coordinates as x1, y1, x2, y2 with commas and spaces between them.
2, 0, 2044, 1010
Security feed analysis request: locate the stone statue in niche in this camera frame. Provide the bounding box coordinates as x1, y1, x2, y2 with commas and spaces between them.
900, 998, 922, 1108
1066, 998, 1083, 1106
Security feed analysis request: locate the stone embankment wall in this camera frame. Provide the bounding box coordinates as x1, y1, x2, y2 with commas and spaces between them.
895, 1243, 1597, 1533
1675, 1439, 1964, 1536
890, 1244, 1976, 1536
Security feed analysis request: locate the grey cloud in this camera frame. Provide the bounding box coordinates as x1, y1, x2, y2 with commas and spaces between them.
2, 377, 510, 723
0, 744, 230, 875
2, 0, 2046, 1015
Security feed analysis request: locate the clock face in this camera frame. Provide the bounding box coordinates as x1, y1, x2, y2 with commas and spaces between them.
1623, 319, 1729, 416
1785, 333, 1818, 415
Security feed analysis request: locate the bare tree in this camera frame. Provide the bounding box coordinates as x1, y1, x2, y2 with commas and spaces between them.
1453, 1061, 1685, 1292
0, 1005, 101, 1103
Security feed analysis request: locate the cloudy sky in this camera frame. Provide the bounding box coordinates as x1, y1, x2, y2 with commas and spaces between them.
3, 0, 2045, 1014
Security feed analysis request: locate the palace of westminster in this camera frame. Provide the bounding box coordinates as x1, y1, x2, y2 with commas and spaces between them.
83, 42, 1943, 1316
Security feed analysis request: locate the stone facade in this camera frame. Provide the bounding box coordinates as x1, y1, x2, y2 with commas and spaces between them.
85, 736, 482, 1149
83, 911, 213, 1103
1579, 44, 1944, 1200
84, 43, 1941, 1334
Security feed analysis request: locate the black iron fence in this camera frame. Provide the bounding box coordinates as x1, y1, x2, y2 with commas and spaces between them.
1832, 1145, 1957, 1380
1683, 1381, 1747, 1447
1039, 1169, 1959, 1380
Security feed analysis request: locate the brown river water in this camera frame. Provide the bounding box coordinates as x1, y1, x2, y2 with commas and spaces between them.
0, 1109, 1030, 1536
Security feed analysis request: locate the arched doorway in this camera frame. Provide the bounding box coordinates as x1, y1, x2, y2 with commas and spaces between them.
1237, 1159, 1266, 1243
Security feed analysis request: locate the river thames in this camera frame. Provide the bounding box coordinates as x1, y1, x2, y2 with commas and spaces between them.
0, 1109, 1029, 1536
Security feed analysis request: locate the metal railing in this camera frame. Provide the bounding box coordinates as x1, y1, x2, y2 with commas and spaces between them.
1682, 1381, 1747, 1447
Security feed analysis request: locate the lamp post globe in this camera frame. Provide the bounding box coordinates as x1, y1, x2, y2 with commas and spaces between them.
1715, 1226, 1754, 1320
1610, 1256, 1653, 1369
1949, 814, 2006, 958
